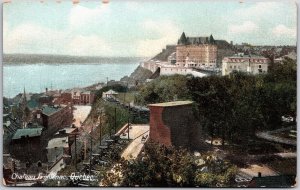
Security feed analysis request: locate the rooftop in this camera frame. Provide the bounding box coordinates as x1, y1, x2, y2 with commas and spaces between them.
55, 127, 77, 135
42, 105, 63, 116
12, 127, 43, 140
103, 89, 118, 94
148, 101, 193, 107
47, 137, 69, 149
27, 99, 39, 110
227, 55, 268, 59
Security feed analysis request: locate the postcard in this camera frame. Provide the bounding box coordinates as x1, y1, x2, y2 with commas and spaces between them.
2, 0, 297, 187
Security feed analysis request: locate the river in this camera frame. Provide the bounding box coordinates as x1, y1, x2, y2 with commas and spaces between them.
3, 61, 141, 98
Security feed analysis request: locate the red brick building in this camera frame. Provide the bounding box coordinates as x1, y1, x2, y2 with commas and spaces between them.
41, 104, 73, 137
148, 101, 204, 149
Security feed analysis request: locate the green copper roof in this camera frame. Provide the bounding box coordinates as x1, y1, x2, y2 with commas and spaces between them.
12, 127, 43, 140
148, 101, 193, 107
27, 99, 39, 109
42, 106, 62, 116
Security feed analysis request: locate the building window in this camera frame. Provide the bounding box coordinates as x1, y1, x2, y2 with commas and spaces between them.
259, 65, 262, 68
230, 66, 232, 69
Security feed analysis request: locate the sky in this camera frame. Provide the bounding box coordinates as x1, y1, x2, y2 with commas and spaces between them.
3, 0, 297, 57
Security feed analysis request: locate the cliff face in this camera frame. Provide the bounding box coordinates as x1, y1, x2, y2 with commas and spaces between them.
152, 45, 176, 61
120, 66, 153, 85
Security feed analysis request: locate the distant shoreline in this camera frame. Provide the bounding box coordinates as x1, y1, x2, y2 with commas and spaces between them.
3, 54, 148, 64
3, 62, 141, 66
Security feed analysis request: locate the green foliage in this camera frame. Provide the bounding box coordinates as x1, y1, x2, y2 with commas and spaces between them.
187, 59, 296, 144
102, 142, 237, 187
135, 75, 191, 105
103, 102, 130, 135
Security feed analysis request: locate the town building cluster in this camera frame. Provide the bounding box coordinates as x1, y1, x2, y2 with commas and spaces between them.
140, 32, 296, 78
3, 87, 95, 184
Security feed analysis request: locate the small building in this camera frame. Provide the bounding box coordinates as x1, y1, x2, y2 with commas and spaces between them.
102, 90, 118, 99
148, 101, 204, 150
159, 65, 207, 78
80, 91, 95, 105
47, 127, 82, 168
46, 136, 70, 163
71, 90, 82, 105
222, 55, 270, 76
38, 95, 53, 105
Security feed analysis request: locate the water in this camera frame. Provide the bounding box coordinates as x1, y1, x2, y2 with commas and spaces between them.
3, 61, 140, 98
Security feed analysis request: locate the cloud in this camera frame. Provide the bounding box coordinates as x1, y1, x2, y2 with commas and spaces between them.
125, 1, 140, 11
3, 20, 8, 39
272, 24, 296, 38
136, 20, 180, 57
4, 23, 67, 54
4, 22, 112, 56
232, 2, 281, 21
66, 35, 112, 56
69, 4, 110, 30
228, 21, 258, 34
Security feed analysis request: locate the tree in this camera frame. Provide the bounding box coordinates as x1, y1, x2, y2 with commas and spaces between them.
186, 61, 296, 145
102, 142, 237, 187
135, 75, 190, 105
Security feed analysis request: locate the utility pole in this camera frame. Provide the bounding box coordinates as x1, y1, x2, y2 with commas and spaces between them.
99, 112, 102, 146
128, 103, 130, 140
123, 82, 129, 103
114, 107, 117, 134
89, 135, 92, 176
12, 160, 16, 186
74, 135, 77, 169
69, 132, 80, 170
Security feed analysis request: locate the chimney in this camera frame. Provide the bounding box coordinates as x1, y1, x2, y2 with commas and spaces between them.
258, 172, 262, 177
46, 88, 48, 94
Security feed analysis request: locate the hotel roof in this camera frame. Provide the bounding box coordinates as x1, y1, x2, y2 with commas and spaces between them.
12, 127, 43, 140
148, 101, 193, 107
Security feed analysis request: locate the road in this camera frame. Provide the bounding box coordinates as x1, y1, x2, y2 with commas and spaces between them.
256, 126, 296, 146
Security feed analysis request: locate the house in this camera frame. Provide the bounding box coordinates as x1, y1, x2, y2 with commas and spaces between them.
80, 91, 95, 105
222, 55, 270, 75
71, 90, 82, 105
102, 90, 118, 99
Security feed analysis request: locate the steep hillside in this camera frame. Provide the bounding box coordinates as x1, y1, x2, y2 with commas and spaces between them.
120, 66, 153, 85
152, 45, 176, 61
